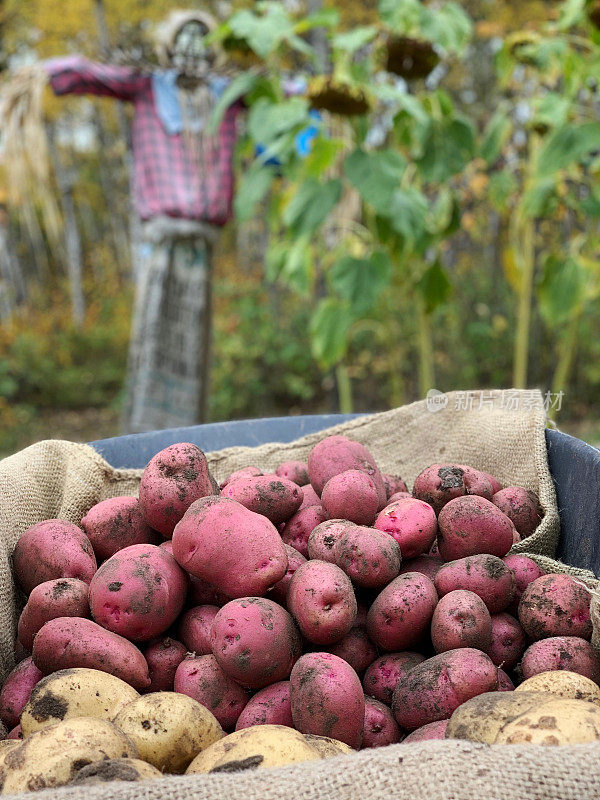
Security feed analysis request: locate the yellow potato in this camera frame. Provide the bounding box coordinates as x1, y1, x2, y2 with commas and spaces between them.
303, 734, 354, 757
445, 691, 546, 744
112, 692, 223, 774
21, 668, 139, 736
68, 757, 163, 785
0, 741, 20, 774
495, 698, 600, 745
0, 717, 137, 794
515, 671, 600, 706
186, 724, 322, 774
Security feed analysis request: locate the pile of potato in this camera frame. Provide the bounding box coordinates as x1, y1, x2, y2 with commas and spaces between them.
1, 435, 599, 793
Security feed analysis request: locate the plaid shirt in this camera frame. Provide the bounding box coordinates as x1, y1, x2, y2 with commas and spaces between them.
45, 56, 240, 225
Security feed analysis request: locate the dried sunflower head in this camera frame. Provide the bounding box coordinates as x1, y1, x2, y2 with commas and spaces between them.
590, 0, 600, 29
385, 35, 440, 80
308, 76, 371, 116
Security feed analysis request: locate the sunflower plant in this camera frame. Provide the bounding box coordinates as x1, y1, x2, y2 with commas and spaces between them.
210, 0, 476, 409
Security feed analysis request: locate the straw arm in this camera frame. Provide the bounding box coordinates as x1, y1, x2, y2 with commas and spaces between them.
43, 54, 150, 102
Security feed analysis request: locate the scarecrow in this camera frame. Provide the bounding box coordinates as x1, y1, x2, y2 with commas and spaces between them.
42, 10, 241, 432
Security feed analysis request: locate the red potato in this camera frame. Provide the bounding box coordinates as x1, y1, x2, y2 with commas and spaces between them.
327, 626, 378, 675
88, 544, 188, 642
518, 573, 592, 641
486, 613, 526, 670
307, 520, 356, 563
0, 657, 43, 729
399, 555, 444, 582
174, 654, 250, 731
17, 578, 90, 651
354, 603, 369, 628
503, 554, 545, 614
220, 466, 262, 490
321, 470, 379, 526
172, 496, 288, 598
497, 668, 515, 691
334, 526, 402, 589
437, 496, 515, 561
281, 505, 328, 557
138, 442, 216, 538
307, 435, 387, 510
290, 652, 365, 748
159, 540, 174, 555
373, 498, 437, 559
187, 575, 230, 607
412, 464, 494, 515
80, 497, 161, 561
276, 461, 310, 486
480, 471, 502, 495
362, 697, 404, 748
434, 555, 516, 614
392, 648, 498, 730
520, 636, 600, 683
235, 681, 293, 731
403, 720, 449, 742
143, 637, 188, 692
32, 617, 150, 690
383, 474, 409, 500
220, 475, 303, 526
12, 520, 97, 594
388, 492, 412, 503
363, 653, 427, 705
287, 560, 357, 645
268, 545, 307, 605
431, 590, 492, 654
210, 598, 302, 689
178, 605, 219, 655
492, 486, 543, 537
298, 484, 320, 510
7, 725, 23, 740
366, 573, 438, 652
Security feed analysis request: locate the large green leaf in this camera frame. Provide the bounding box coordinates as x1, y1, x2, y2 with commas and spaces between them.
208, 71, 260, 135
283, 179, 342, 236
420, 2, 473, 54
280, 236, 312, 294
304, 137, 344, 178
388, 188, 429, 244
343, 149, 406, 212
248, 97, 309, 146
427, 189, 460, 237
556, 0, 586, 30
234, 163, 276, 222
332, 26, 379, 53
309, 299, 354, 367
416, 260, 452, 313
330, 251, 392, 314
538, 255, 587, 324
417, 117, 475, 183
229, 6, 294, 57
478, 111, 512, 166
537, 124, 600, 176
379, 0, 422, 32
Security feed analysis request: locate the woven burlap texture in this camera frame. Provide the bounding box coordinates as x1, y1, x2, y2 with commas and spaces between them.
1, 389, 599, 799
3, 740, 600, 800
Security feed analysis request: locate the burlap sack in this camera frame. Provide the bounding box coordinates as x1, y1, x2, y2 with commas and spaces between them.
1, 389, 599, 799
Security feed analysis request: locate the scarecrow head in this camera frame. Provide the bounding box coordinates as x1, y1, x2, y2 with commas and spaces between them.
156, 10, 224, 79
